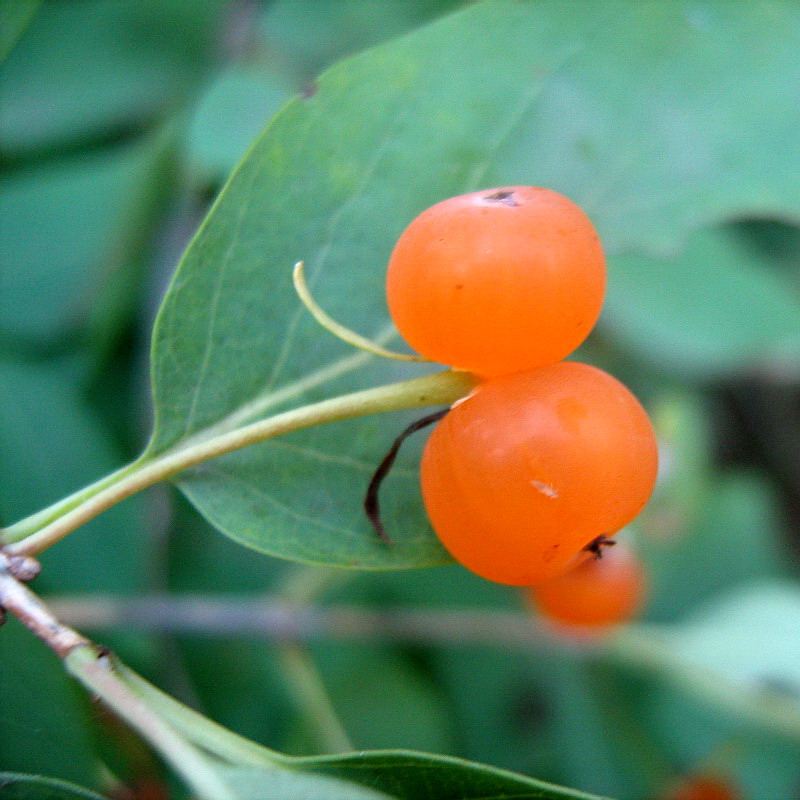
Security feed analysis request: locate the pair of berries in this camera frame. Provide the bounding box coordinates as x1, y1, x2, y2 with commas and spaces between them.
385, 186, 658, 626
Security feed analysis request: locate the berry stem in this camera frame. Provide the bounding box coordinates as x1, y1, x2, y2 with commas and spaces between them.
293, 261, 427, 361
1, 370, 476, 557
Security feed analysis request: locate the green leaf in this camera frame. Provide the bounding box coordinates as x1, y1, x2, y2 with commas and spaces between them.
605, 225, 800, 377
260, 0, 469, 83
0, 140, 161, 346
149, 0, 800, 567
0, 0, 225, 155
0, 623, 99, 786
666, 581, 800, 696
213, 765, 394, 800
0, 356, 148, 594
0, 0, 39, 64
0, 774, 105, 800
186, 65, 295, 183
193, 752, 612, 800
293, 750, 610, 800
119, 653, 609, 800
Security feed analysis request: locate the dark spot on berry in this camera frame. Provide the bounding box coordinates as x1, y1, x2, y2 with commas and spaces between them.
484, 189, 519, 207
300, 82, 318, 98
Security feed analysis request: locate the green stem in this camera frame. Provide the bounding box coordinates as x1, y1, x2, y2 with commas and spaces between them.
279, 643, 354, 754
67, 647, 237, 800
2, 459, 144, 542
276, 564, 355, 754
1, 369, 476, 557
293, 261, 425, 362
116, 663, 290, 767
279, 565, 352, 606
0, 555, 237, 800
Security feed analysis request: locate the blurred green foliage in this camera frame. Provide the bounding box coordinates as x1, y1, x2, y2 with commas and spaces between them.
1, 2, 799, 799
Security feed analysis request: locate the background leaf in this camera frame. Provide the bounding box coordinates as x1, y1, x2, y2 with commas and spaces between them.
604, 224, 800, 378
0, 138, 162, 345
0, 0, 225, 156
0, 357, 149, 594
664, 581, 800, 695
0, 773, 105, 800
0, 0, 39, 64
0, 625, 99, 787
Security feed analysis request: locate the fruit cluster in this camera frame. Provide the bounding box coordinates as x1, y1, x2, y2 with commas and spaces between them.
386, 187, 658, 627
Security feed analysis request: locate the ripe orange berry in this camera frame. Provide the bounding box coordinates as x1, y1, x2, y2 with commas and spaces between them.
662, 774, 740, 800
386, 186, 605, 377
420, 361, 658, 585
528, 538, 646, 629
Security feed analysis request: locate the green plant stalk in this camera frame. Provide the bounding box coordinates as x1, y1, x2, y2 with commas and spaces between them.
278, 643, 354, 754
115, 661, 290, 767
1, 369, 476, 557
1, 459, 145, 542
0, 555, 237, 800
67, 647, 237, 800
293, 261, 425, 362
276, 564, 356, 755
47, 593, 800, 743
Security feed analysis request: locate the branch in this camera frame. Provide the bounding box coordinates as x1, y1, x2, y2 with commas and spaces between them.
47, 593, 543, 645
0, 552, 87, 657
0, 556, 242, 800
45, 591, 800, 743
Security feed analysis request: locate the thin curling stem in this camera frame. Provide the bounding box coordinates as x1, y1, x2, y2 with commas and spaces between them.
365, 408, 449, 545
293, 261, 427, 362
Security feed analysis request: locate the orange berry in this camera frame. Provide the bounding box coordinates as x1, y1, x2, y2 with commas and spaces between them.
662, 774, 740, 800
386, 186, 605, 377
420, 362, 658, 585
529, 538, 646, 629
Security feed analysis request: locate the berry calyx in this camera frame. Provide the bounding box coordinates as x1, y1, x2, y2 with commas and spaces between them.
386, 186, 605, 377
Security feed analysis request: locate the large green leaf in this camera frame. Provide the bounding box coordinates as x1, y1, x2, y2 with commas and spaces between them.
259, 0, 469, 84
197, 764, 395, 800
0, 774, 104, 800
149, 0, 800, 568
186, 64, 294, 184
116, 664, 610, 800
